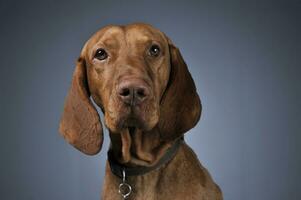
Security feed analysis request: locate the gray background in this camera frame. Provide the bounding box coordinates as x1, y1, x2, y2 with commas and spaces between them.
0, 0, 300, 200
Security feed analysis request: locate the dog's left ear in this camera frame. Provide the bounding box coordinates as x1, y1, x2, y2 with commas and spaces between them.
59, 57, 103, 155
159, 37, 202, 141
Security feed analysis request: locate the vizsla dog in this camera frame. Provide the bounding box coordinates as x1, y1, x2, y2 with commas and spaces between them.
59, 23, 222, 200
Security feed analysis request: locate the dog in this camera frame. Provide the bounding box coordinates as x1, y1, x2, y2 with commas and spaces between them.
59, 23, 222, 200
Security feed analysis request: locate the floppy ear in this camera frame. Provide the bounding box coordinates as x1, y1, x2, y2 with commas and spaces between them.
158, 39, 202, 141
59, 58, 103, 155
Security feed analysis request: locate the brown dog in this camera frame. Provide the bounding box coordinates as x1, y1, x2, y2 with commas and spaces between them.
59, 23, 222, 200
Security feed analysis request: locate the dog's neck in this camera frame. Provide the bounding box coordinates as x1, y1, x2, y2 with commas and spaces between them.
109, 128, 173, 167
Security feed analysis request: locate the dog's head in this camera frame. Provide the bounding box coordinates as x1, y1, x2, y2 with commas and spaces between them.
59, 23, 201, 155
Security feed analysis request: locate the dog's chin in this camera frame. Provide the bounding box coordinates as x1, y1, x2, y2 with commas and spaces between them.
105, 111, 158, 133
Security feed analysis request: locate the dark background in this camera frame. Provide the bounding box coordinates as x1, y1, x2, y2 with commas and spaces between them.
0, 0, 300, 199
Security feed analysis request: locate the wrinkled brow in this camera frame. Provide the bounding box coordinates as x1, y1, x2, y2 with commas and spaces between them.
96, 27, 124, 48
101, 38, 120, 50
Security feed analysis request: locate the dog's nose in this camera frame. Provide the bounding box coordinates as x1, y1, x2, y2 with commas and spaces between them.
117, 80, 150, 106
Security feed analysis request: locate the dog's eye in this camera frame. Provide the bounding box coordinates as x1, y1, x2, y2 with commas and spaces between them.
94, 48, 108, 60
149, 45, 160, 57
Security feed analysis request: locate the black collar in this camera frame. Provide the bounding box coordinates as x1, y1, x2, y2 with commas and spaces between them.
107, 138, 183, 178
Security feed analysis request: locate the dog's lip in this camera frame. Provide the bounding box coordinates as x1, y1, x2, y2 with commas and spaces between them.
121, 118, 146, 132
123, 119, 142, 129
128, 126, 136, 135
111, 107, 154, 132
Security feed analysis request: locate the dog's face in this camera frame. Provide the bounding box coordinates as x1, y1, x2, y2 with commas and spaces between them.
83, 24, 170, 133
59, 23, 201, 155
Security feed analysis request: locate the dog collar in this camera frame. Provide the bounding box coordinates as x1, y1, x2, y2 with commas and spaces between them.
107, 138, 183, 178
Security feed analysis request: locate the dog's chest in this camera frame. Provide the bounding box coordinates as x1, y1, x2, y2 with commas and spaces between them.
102, 169, 166, 200
123, 172, 160, 200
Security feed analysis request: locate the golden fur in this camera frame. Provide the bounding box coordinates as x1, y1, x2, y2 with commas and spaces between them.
59, 23, 222, 200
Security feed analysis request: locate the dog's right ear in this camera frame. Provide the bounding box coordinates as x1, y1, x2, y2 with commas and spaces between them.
59, 57, 103, 155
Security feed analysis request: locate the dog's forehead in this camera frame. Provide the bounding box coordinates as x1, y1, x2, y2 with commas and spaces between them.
90, 24, 165, 45
125, 24, 165, 41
